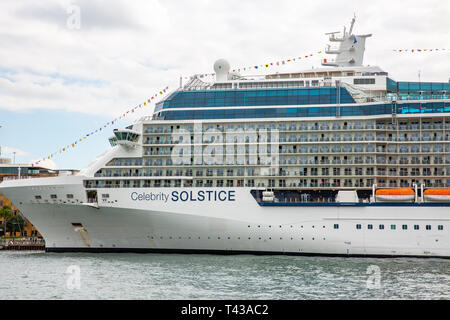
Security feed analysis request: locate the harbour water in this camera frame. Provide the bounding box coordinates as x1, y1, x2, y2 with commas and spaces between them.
0, 251, 449, 300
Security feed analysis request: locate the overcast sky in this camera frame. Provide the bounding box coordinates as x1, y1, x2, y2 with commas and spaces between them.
0, 0, 449, 169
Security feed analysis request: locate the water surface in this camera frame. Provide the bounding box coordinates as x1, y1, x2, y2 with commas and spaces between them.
0, 251, 449, 299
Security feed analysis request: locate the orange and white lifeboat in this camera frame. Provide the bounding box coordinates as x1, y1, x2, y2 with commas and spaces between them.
375, 188, 415, 202
423, 189, 450, 202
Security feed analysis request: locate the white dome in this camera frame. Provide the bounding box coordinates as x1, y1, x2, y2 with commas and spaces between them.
214, 59, 230, 82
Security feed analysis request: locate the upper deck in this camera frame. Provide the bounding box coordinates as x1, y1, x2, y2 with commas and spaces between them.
150, 16, 449, 122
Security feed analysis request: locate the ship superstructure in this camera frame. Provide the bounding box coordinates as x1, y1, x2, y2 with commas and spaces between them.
1, 18, 449, 257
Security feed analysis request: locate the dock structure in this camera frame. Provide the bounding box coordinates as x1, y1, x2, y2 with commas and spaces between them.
0, 239, 45, 251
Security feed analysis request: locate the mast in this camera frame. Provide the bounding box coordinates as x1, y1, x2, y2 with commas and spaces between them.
322, 16, 372, 67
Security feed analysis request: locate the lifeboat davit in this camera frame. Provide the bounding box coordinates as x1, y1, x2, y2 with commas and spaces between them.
423, 189, 450, 202
375, 188, 415, 202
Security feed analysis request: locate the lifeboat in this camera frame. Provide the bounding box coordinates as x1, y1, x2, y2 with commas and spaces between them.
375, 188, 415, 202
262, 191, 275, 202
423, 189, 450, 202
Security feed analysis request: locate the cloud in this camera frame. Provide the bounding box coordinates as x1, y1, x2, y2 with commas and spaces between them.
29, 158, 58, 170
1, 146, 30, 157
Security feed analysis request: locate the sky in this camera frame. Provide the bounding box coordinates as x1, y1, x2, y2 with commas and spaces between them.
0, 0, 449, 169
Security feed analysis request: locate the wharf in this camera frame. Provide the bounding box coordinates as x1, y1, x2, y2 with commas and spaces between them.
0, 239, 45, 251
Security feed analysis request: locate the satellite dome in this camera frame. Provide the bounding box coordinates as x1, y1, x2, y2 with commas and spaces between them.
214, 59, 230, 82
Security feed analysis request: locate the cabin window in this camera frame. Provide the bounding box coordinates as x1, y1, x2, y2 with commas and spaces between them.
426, 225, 432, 230
402, 225, 408, 230
34, 195, 42, 200
438, 225, 444, 231
414, 225, 420, 230
391, 225, 396, 230
379, 224, 384, 230
356, 224, 361, 230
368, 224, 373, 230
50, 194, 57, 199
333, 224, 339, 229
66, 194, 74, 199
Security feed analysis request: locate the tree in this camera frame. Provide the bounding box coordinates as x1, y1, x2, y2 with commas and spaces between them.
0, 205, 13, 238
7, 214, 24, 235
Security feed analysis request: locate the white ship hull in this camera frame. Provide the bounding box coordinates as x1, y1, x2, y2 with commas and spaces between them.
1, 176, 449, 258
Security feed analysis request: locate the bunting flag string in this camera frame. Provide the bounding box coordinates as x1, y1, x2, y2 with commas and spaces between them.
31, 46, 449, 166
183, 50, 324, 80
393, 48, 449, 53
184, 47, 450, 80
33, 86, 169, 166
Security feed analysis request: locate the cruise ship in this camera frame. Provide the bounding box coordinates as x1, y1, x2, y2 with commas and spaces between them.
1, 18, 450, 257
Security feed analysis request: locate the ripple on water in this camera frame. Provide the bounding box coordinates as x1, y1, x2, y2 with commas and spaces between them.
0, 252, 449, 299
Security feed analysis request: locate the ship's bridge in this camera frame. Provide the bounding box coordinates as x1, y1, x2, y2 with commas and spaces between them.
109, 129, 140, 147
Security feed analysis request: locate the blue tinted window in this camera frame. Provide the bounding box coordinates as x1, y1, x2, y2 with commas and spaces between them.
159, 87, 353, 110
